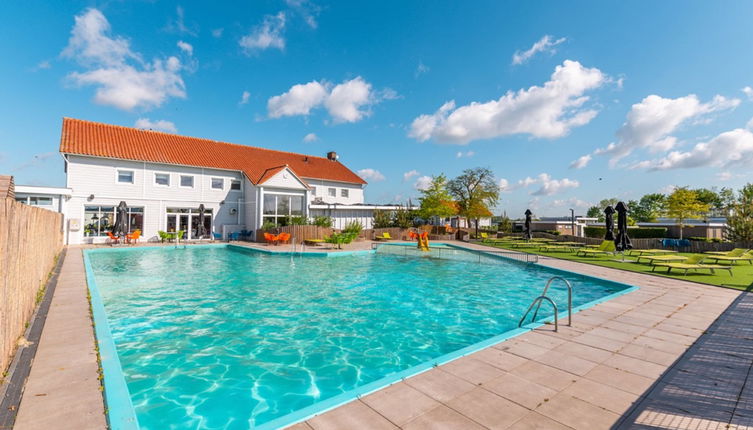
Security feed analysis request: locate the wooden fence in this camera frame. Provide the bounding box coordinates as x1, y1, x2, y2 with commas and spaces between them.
255, 225, 334, 243
0, 198, 63, 372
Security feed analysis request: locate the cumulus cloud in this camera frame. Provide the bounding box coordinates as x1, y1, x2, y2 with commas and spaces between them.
302, 132, 318, 142
403, 170, 419, 182
415, 61, 429, 78
61, 8, 186, 111
743, 86, 753, 100
357, 168, 385, 182
512, 35, 566, 65
456, 150, 475, 158
569, 154, 591, 169
498, 178, 511, 192
552, 197, 591, 209
177, 40, 193, 55
239, 90, 251, 105
408, 60, 606, 144
134, 118, 177, 133
240, 12, 286, 52
634, 128, 753, 171
267, 77, 391, 123
414, 175, 433, 191
516, 173, 580, 196
285, 0, 320, 29
596, 94, 740, 167
717, 171, 733, 181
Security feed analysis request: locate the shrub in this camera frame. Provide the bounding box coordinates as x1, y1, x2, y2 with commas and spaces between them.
261, 221, 277, 231
584, 226, 667, 238
325, 231, 358, 249
373, 210, 393, 228
393, 208, 414, 228
688, 236, 722, 243
312, 216, 333, 228
342, 221, 363, 236
289, 216, 308, 225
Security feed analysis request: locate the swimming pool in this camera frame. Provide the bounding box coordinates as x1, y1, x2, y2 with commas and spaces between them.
85, 244, 636, 429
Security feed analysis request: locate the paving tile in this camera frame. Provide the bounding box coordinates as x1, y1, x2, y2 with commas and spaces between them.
551, 341, 614, 363
402, 405, 485, 430
563, 378, 640, 415
286, 422, 314, 430
506, 412, 573, 430
404, 369, 476, 403
571, 332, 627, 353
629, 335, 690, 355
362, 383, 440, 426
586, 326, 638, 343
618, 343, 681, 367
536, 393, 620, 429
495, 340, 552, 360
440, 357, 506, 386
446, 388, 529, 429
516, 331, 567, 349
308, 400, 398, 430
473, 347, 529, 371
534, 350, 599, 376
484, 373, 558, 410
584, 364, 656, 396
509, 361, 576, 391
603, 354, 668, 379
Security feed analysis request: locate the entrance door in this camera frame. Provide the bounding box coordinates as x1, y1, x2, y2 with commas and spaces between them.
179, 214, 189, 239
166, 212, 212, 240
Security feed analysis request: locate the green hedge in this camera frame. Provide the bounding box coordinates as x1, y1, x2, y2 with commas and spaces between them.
584, 226, 667, 239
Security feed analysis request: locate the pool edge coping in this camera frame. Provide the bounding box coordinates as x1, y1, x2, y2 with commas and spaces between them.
83, 242, 640, 430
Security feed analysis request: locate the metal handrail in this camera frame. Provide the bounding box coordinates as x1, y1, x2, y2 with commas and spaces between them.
519, 296, 558, 332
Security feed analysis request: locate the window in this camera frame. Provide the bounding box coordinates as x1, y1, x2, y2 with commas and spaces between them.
155, 173, 170, 186
341, 189, 349, 198
211, 178, 224, 189
117, 170, 134, 184
84, 206, 143, 237
180, 175, 194, 188
262, 194, 305, 226
29, 196, 53, 207
230, 180, 241, 191
328, 188, 336, 197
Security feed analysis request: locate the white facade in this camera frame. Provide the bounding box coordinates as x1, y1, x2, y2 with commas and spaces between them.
61, 155, 369, 244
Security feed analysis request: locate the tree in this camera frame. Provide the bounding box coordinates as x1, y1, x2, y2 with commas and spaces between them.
497, 213, 513, 233
586, 206, 601, 219
372, 209, 393, 228
631, 193, 666, 223
726, 184, 753, 242
447, 167, 500, 237
393, 207, 414, 228
417, 174, 457, 220
587, 198, 619, 222
665, 187, 709, 239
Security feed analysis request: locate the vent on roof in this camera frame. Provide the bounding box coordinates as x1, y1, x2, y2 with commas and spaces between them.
327, 151, 338, 161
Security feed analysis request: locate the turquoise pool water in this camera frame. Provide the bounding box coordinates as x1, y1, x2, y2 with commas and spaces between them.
86, 244, 633, 429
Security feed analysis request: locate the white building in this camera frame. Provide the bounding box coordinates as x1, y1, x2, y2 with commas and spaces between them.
57, 118, 399, 244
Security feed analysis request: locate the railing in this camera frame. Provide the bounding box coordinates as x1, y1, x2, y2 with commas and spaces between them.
373, 243, 539, 264
518, 276, 573, 332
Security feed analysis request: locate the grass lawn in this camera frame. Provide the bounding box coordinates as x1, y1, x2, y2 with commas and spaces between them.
478, 241, 753, 291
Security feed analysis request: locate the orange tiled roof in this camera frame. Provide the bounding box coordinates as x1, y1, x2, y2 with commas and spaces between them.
59, 118, 367, 185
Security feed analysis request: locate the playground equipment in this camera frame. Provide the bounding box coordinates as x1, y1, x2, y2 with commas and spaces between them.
409, 231, 430, 251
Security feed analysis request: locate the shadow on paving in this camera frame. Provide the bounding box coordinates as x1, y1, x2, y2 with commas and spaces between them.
614, 292, 753, 429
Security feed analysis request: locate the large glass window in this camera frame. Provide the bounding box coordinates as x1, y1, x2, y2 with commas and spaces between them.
84, 206, 143, 237
155, 173, 170, 186
29, 196, 53, 207
262, 194, 305, 226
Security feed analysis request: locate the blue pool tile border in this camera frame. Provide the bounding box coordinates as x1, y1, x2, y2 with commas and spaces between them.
84, 243, 639, 430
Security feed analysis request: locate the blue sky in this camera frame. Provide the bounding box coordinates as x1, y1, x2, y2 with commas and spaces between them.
2, 1, 753, 216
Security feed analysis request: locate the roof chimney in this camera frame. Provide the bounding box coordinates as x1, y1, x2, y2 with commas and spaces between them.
326, 151, 338, 161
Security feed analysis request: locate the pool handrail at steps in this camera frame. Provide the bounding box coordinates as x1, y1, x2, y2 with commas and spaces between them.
518, 276, 573, 332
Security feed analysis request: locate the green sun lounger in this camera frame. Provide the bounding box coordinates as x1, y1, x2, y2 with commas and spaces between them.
576, 240, 615, 257
704, 248, 749, 257
638, 255, 688, 264
705, 251, 753, 265
652, 255, 734, 276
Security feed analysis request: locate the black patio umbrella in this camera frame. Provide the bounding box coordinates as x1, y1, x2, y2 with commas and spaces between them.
614, 201, 632, 252
113, 201, 128, 237
524, 209, 533, 240
197, 204, 207, 239
604, 205, 616, 241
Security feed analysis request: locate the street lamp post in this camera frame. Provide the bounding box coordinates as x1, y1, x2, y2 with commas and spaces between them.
570, 208, 575, 237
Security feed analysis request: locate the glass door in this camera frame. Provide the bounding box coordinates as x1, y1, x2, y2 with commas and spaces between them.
179, 214, 189, 239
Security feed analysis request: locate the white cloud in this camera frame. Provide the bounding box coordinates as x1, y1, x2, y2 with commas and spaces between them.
512, 35, 566, 65
517, 173, 580, 196
134, 118, 177, 133
569, 154, 591, 169
165, 6, 197, 36
403, 170, 419, 182
240, 12, 286, 52
415, 61, 429, 78
408, 60, 606, 144
498, 178, 511, 192
717, 171, 733, 181
302, 132, 318, 142
61, 8, 186, 111
456, 150, 475, 158
658, 184, 677, 194
239, 90, 251, 105
357, 168, 385, 182
177, 40, 193, 55
596, 94, 740, 167
414, 176, 433, 191
743, 86, 753, 100
285, 0, 320, 29
552, 197, 591, 209
33, 60, 51, 71
635, 128, 753, 171
267, 77, 389, 123
325, 77, 373, 123
747, 117, 753, 130
267, 81, 328, 118
212, 28, 224, 38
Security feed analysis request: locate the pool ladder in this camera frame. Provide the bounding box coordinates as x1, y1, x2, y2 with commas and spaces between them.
518, 276, 572, 332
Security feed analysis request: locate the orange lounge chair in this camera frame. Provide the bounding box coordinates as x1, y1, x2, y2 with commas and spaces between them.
106, 231, 120, 244
126, 230, 141, 244
264, 232, 279, 245
277, 232, 291, 244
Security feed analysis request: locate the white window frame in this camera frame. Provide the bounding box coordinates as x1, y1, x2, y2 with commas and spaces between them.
211, 177, 224, 190
230, 180, 242, 191
328, 188, 336, 197
154, 172, 171, 187
116, 169, 134, 184
341, 188, 349, 198
179, 175, 195, 188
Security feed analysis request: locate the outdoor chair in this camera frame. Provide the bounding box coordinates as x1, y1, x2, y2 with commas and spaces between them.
374, 232, 392, 241
212, 232, 223, 241
277, 232, 291, 244
652, 254, 734, 276
576, 240, 615, 257
126, 230, 141, 244
263, 232, 278, 245
704, 250, 753, 265
106, 231, 120, 245
704, 248, 749, 257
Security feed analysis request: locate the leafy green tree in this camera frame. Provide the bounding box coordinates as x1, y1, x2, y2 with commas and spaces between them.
726, 184, 753, 242
447, 167, 500, 237
417, 174, 457, 220
666, 187, 710, 239
691, 188, 721, 210
631, 193, 666, 222
497, 213, 513, 233
393, 207, 414, 228
587, 198, 619, 222
372, 209, 393, 228
586, 206, 601, 220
